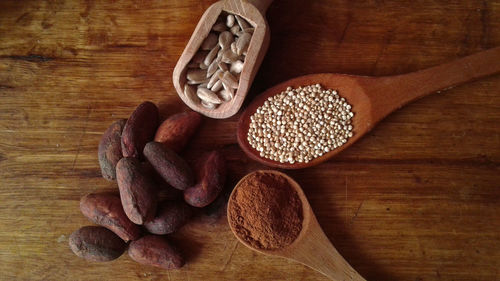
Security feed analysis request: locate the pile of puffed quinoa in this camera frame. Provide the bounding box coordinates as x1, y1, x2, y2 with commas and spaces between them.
247, 84, 354, 164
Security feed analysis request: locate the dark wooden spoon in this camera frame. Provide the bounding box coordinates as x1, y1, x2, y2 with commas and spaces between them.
237, 47, 500, 169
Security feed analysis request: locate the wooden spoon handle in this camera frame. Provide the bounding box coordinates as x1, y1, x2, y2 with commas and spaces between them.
292, 217, 366, 281
368, 47, 500, 122
245, 0, 274, 14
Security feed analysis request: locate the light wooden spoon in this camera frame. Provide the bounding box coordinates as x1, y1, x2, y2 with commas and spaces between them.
173, 0, 273, 119
237, 47, 500, 169
228, 170, 366, 281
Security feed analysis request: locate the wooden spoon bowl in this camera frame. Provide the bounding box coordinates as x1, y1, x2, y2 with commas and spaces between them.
237, 47, 500, 169
173, 0, 273, 119
227, 170, 366, 281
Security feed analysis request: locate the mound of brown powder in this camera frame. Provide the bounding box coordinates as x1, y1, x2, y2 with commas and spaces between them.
228, 171, 303, 250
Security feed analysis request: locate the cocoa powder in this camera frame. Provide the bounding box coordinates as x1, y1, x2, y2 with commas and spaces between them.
228, 171, 303, 250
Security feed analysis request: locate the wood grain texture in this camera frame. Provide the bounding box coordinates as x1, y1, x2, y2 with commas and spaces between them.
0, 0, 499, 280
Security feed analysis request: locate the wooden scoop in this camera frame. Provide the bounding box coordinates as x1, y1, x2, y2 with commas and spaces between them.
227, 170, 366, 281
173, 0, 273, 119
237, 47, 500, 169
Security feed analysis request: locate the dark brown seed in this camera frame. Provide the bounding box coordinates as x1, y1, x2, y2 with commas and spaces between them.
144, 201, 193, 235
80, 193, 142, 242
143, 142, 194, 190
128, 235, 184, 269
98, 119, 126, 181
121, 101, 159, 159
116, 157, 157, 225
184, 151, 226, 207
69, 226, 126, 262
154, 111, 202, 153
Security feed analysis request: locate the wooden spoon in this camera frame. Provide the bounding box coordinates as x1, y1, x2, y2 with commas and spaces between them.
173, 0, 273, 119
237, 47, 500, 169
227, 170, 366, 281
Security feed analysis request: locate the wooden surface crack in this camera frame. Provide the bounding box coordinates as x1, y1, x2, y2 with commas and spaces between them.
350, 200, 365, 226
2, 55, 55, 63
337, 15, 352, 45
220, 239, 239, 272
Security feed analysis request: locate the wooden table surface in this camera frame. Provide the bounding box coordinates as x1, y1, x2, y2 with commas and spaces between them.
1, 1, 499, 280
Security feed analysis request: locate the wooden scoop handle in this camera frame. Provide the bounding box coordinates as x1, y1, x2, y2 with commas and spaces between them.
366, 47, 500, 123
